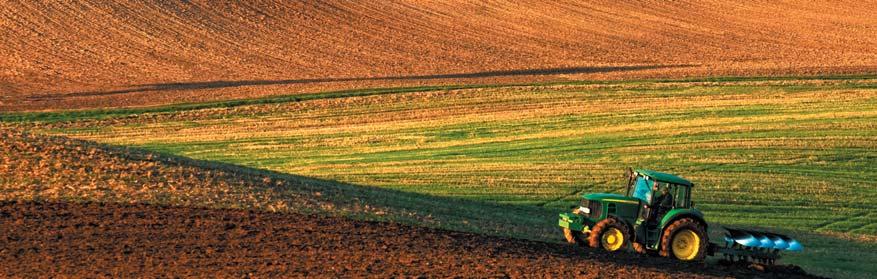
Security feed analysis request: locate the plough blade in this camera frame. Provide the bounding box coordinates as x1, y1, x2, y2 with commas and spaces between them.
724, 228, 803, 252
766, 234, 789, 250
713, 227, 803, 265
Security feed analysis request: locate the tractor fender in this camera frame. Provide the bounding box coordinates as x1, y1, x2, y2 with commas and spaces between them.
606, 214, 635, 234
657, 208, 708, 244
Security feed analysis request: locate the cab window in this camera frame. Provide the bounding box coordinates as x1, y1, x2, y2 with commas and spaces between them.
631, 176, 652, 203
675, 185, 689, 208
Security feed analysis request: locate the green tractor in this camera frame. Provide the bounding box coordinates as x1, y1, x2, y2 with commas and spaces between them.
559, 169, 802, 263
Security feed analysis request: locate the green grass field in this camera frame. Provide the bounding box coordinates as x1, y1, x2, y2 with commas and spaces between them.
5, 76, 877, 278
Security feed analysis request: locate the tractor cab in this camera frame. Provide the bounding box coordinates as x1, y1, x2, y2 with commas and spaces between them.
628, 170, 692, 205
627, 169, 693, 220
624, 169, 696, 249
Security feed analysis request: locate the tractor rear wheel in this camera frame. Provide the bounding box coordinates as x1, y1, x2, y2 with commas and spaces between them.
659, 218, 707, 261
563, 228, 587, 246
588, 218, 630, 252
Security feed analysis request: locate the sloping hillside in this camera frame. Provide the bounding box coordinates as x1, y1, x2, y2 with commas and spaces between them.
0, 129, 825, 277
2, 0, 876, 111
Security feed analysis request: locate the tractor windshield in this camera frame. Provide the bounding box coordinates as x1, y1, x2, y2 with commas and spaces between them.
631, 176, 652, 203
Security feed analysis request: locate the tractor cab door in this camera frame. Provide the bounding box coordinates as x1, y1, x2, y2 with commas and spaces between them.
630, 176, 654, 221
630, 176, 658, 246
631, 176, 653, 205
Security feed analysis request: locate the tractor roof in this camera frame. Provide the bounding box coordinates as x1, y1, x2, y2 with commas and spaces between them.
635, 169, 693, 187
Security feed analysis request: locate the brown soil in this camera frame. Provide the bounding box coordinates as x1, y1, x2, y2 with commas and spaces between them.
0, 201, 820, 278
2, 1, 877, 111
0, 127, 328, 214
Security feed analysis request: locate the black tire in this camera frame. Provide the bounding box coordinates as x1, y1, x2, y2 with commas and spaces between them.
587, 218, 630, 252
659, 218, 708, 261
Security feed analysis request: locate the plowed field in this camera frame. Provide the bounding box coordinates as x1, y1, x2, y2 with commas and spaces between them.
0, 201, 818, 278
2, 1, 876, 277
3, 1, 877, 111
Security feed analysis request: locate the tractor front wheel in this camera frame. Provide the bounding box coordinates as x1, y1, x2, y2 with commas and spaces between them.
660, 218, 707, 261
588, 218, 630, 252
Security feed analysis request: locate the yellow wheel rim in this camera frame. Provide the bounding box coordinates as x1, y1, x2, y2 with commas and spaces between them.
671, 229, 701, 260
600, 227, 624, 251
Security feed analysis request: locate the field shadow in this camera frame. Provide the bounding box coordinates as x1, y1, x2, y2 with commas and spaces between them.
36, 64, 692, 99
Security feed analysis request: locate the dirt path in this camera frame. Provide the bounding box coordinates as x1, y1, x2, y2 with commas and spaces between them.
0, 201, 818, 278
